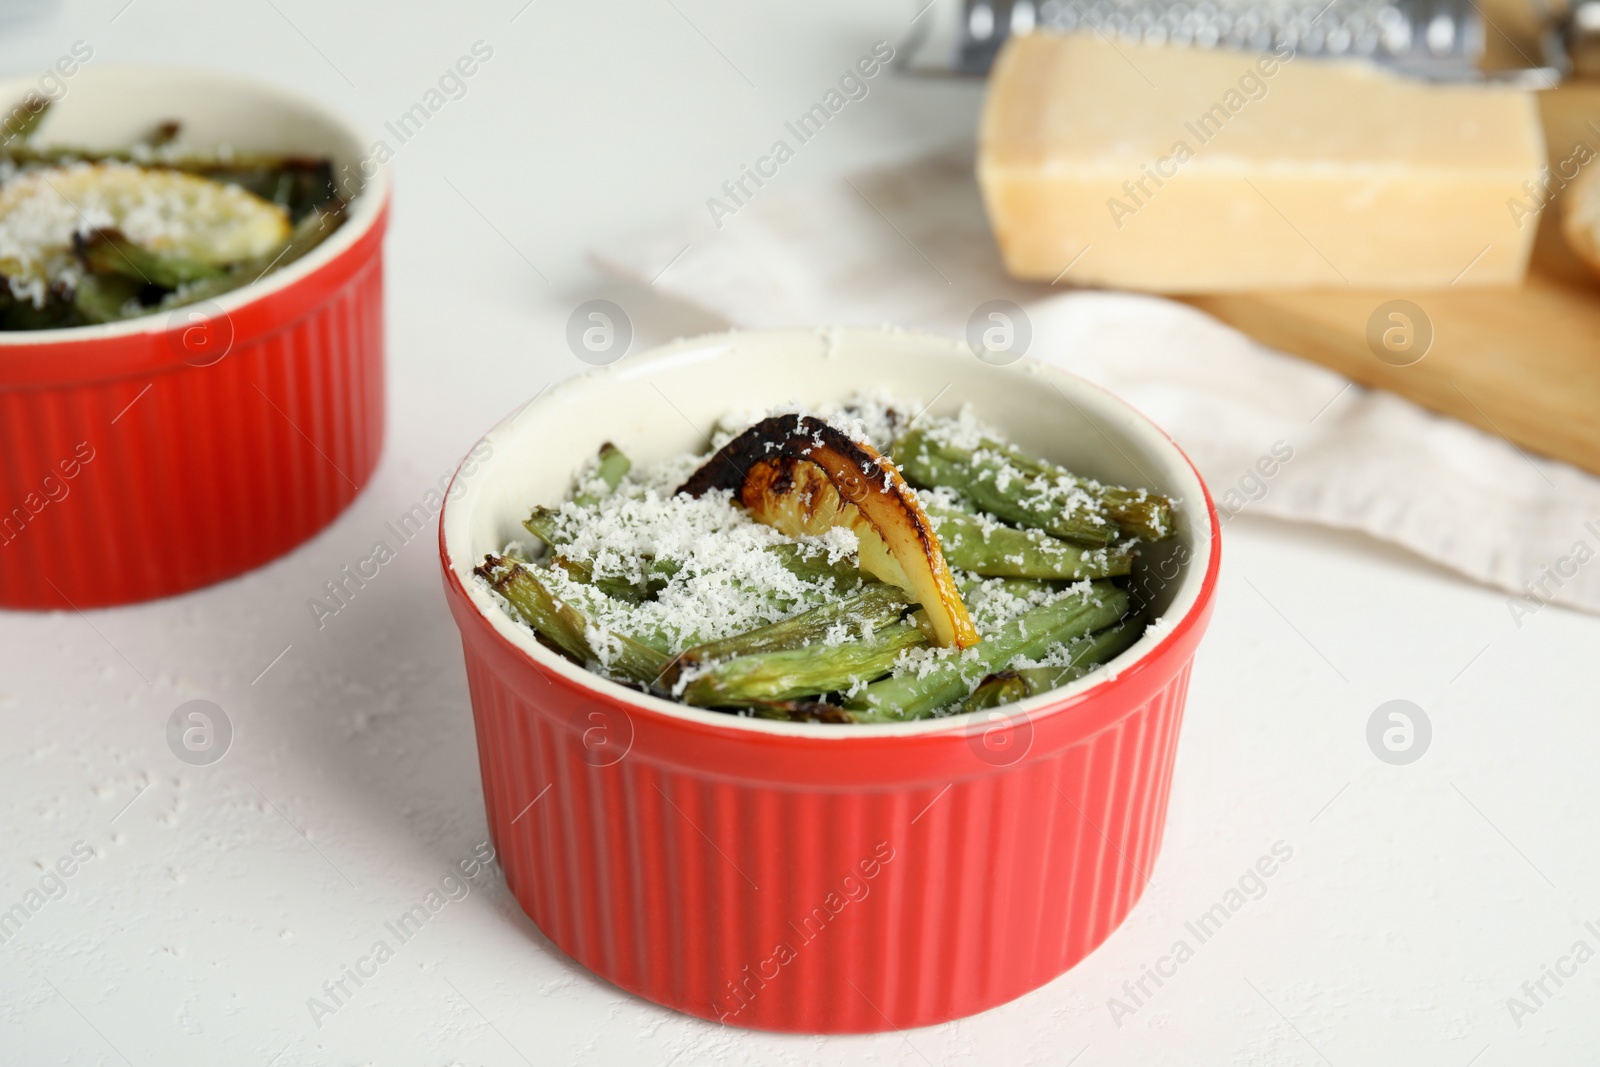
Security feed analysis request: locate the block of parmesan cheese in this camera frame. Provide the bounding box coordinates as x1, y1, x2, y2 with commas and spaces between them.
977, 34, 1546, 291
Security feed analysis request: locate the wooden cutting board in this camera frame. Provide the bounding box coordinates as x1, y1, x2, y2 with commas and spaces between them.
1181, 85, 1600, 477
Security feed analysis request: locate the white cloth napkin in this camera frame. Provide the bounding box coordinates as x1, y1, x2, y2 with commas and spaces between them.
593, 148, 1600, 617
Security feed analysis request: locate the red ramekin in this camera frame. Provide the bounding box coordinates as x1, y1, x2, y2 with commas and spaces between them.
439, 329, 1220, 1033
0, 66, 389, 609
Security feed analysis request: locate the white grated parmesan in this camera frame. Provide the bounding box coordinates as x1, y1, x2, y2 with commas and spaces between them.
533, 475, 858, 656
711, 391, 920, 455
486, 391, 1163, 701
0, 161, 289, 305
915, 407, 1112, 531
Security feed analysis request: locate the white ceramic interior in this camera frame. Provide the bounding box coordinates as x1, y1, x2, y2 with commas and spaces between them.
0, 64, 387, 345
442, 328, 1215, 737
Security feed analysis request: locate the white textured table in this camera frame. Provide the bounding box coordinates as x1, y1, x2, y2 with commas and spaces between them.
4, 2, 1599, 1064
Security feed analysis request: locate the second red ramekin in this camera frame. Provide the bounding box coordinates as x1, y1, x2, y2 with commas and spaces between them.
0, 66, 389, 609
440, 329, 1220, 1032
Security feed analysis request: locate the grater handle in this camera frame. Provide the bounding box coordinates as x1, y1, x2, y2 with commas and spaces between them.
898, 0, 1559, 82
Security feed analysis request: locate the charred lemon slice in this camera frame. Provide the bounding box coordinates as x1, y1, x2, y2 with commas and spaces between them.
680, 414, 981, 649
0, 162, 290, 287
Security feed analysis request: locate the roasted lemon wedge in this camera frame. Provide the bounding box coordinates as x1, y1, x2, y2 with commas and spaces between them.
680, 414, 981, 650
0, 162, 290, 291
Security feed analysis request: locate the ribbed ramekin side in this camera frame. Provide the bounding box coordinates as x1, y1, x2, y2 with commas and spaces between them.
459, 631, 1199, 1033
867, 679, 1184, 1029
0, 254, 384, 609
1126, 663, 1194, 920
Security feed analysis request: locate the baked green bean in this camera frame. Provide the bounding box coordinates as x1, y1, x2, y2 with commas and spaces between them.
930, 504, 1133, 579
1014, 620, 1144, 693
958, 671, 1031, 713
480, 394, 1180, 723
682, 623, 928, 707
674, 583, 910, 674
475, 554, 669, 685
959, 619, 1144, 713
896, 427, 1175, 544
572, 443, 631, 506
845, 583, 1132, 722
76, 229, 224, 288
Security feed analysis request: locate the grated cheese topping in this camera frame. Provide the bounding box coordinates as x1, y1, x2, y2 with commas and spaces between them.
913, 408, 1112, 532
532, 476, 860, 656
0, 162, 289, 305
711, 390, 915, 455
488, 392, 1162, 701
887, 577, 1106, 683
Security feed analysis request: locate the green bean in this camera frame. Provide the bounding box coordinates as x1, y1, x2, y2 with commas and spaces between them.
1014, 619, 1144, 693
524, 557, 677, 654
958, 576, 1062, 635
538, 544, 868, 657
1002, 448, 1174, 543
550, 556, 651, 603
475, 554, 669, 685
1096, 487, 1171, 542
681, 623, 928, 707
144, 120, 181, 148
0, 290, 78, 330
1, 95, 49, 144
2, 143, 295, 169
896, 427, 1174, 544
76, 229, 224, 289
196, 159, 337, 222
523, 509, 677, 598
522, 506, 563, 547
571, 442, 631, 506
6, 193, 345, 329
155, 203, 347, 311
959, 620, 1144, 714
959, 575, 1056, 597
71, 273, 142, 324
525, 508, 858, 596
674, 583, 909, 675
930, 504, 1132, 579
766, 543, 863, 590
740, 700, 855, 724
958, 671, 1030, 714
844, 582, 1132, 722
963, 427, 1172, 542
895, 434, 1115, 546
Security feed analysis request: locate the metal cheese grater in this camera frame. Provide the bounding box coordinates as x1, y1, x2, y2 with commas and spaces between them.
900, 0, 1568, 82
